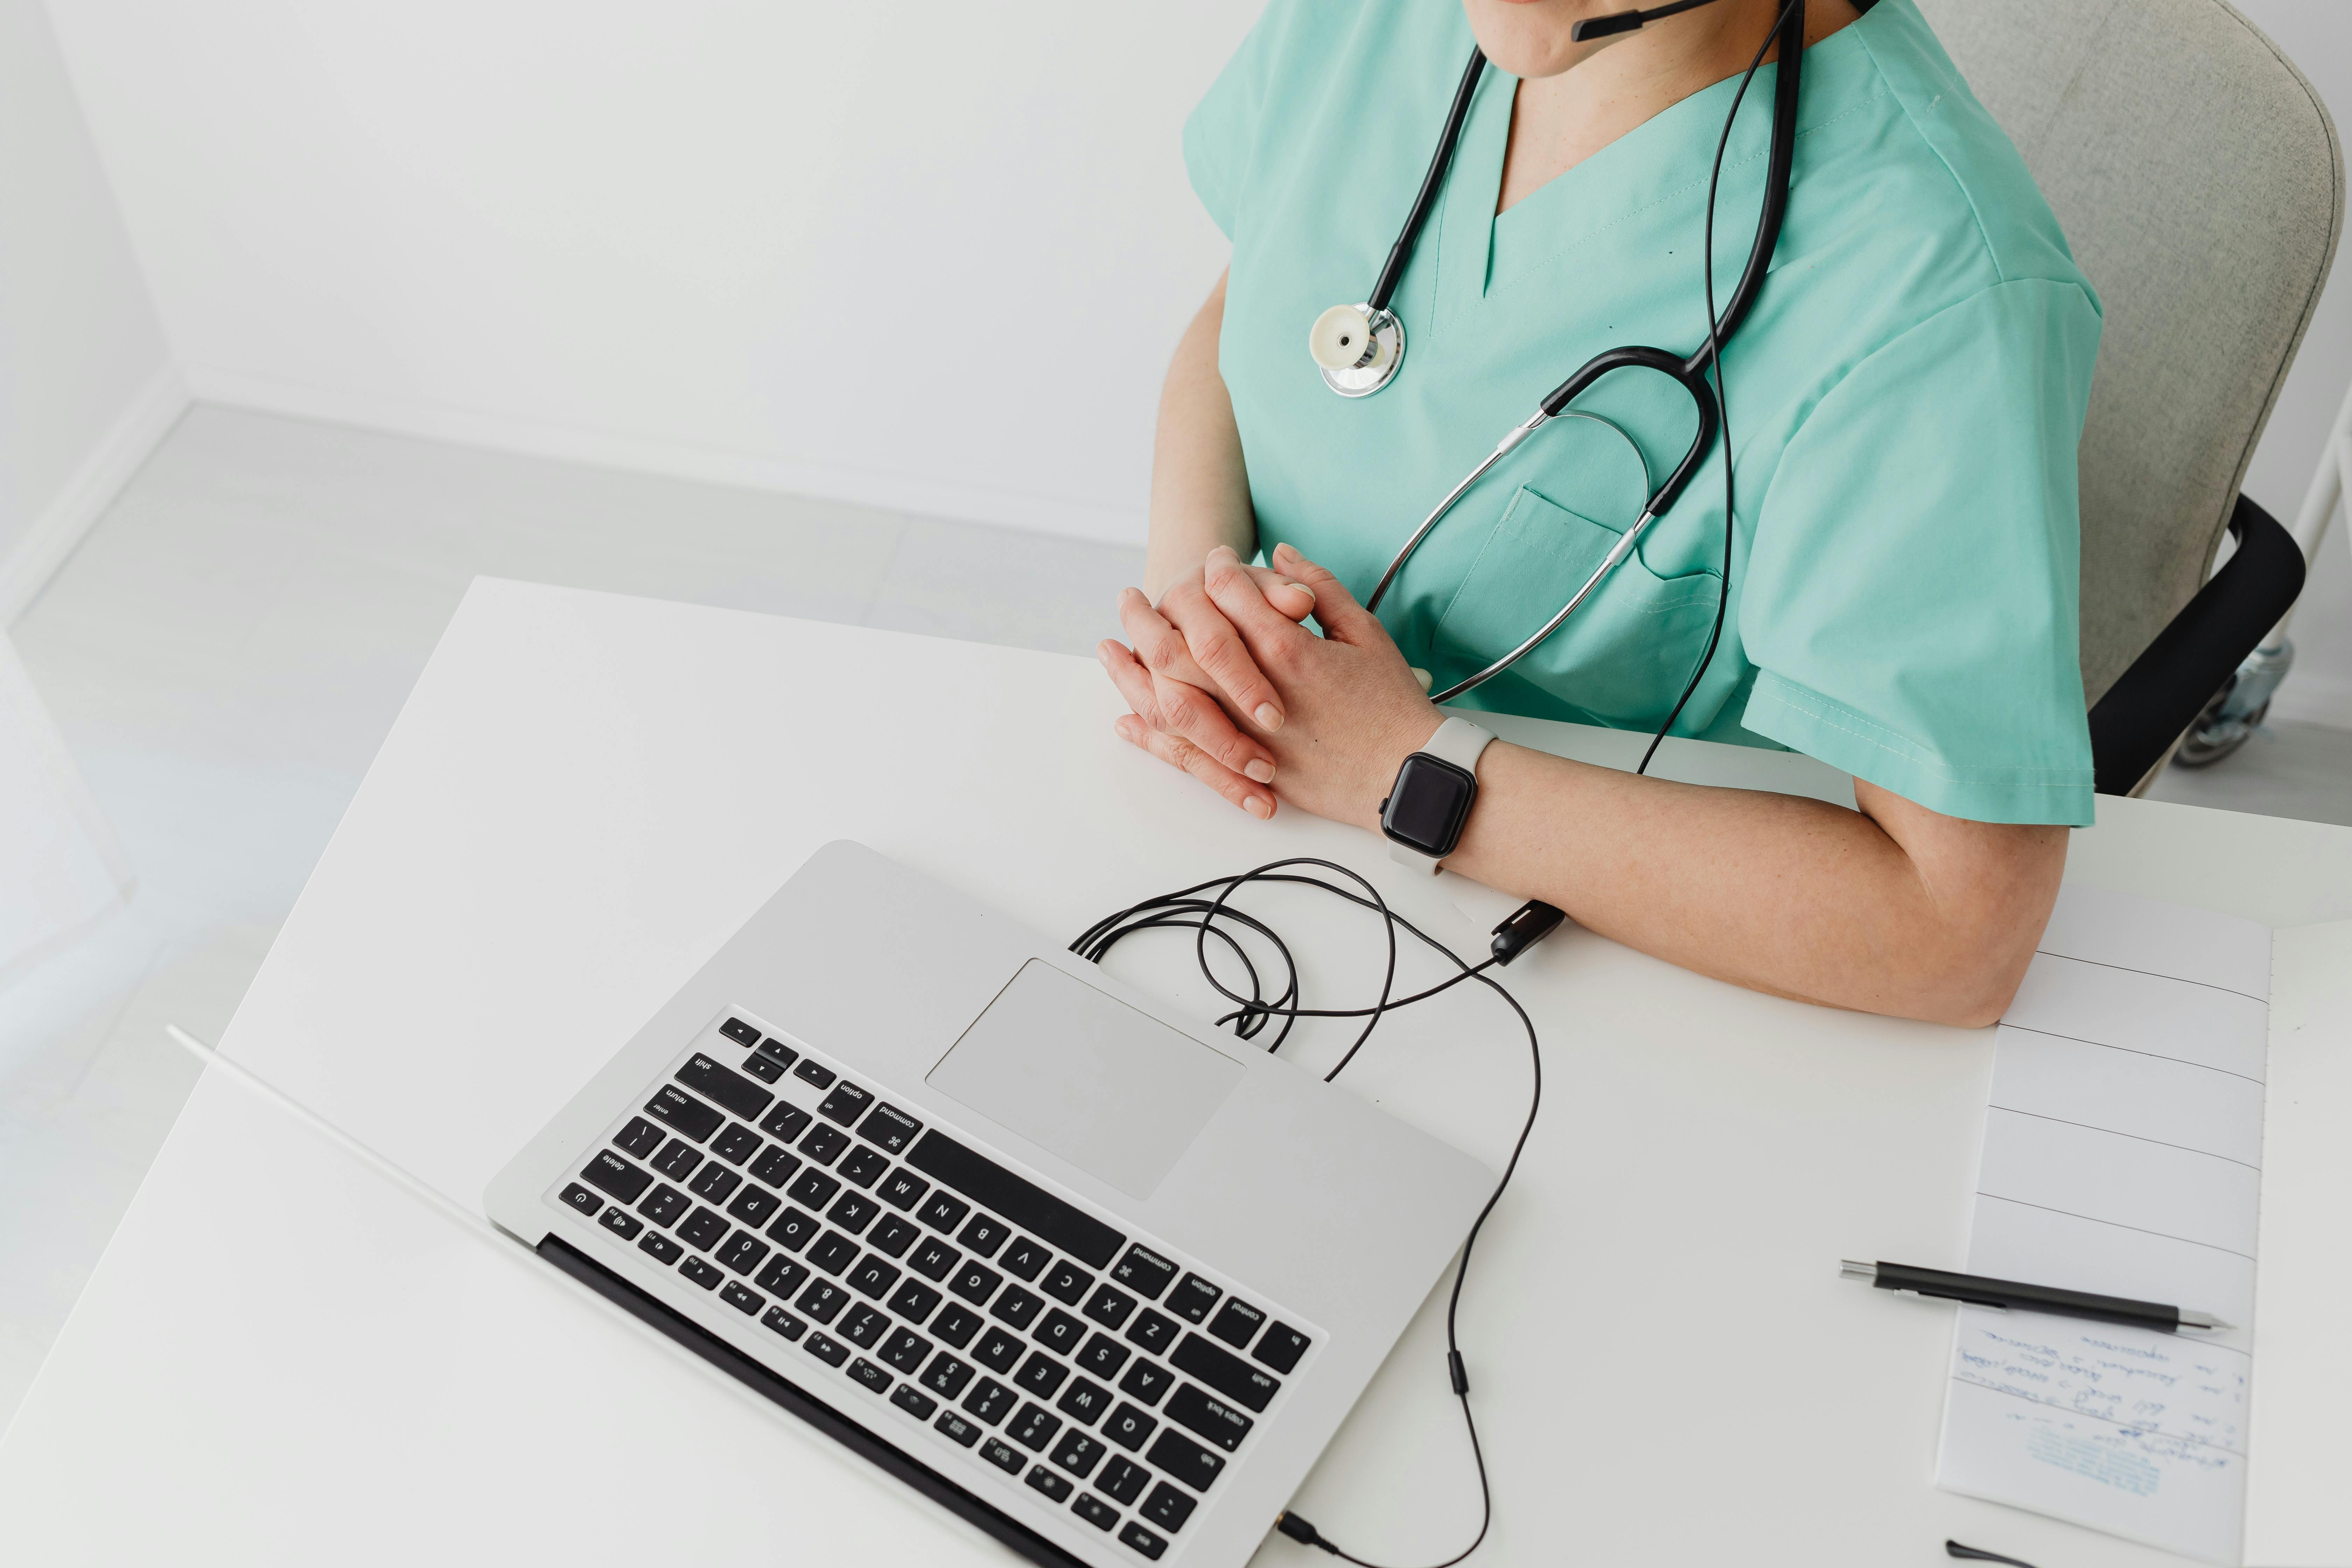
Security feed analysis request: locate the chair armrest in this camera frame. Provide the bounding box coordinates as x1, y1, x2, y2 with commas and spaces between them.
2088, 495, 2306, 796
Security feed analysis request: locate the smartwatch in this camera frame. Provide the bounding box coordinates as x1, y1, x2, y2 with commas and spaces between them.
1379, 716, 1495, 874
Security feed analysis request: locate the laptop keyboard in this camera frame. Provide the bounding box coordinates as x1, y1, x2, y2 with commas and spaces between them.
555, 1013, 1318, 1561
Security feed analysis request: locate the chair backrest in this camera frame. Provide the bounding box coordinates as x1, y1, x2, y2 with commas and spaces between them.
1913, 0, 2342, 708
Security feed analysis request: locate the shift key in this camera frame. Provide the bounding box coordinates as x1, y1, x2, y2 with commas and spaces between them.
1169, 1333, 1279, 1413
677, 1053, 774, 1121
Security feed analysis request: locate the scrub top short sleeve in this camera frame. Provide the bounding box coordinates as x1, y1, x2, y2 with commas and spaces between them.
1741, 279, 2101, 824
1183, 4, 1293, 240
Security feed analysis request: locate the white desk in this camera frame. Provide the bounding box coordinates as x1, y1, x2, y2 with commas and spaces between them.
4, 579, 2347, 1567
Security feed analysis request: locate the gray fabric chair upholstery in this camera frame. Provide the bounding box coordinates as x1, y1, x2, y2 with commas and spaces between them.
1914, 0, 2342, 714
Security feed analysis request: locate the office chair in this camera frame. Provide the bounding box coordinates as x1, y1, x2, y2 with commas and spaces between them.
1916, 0, 2343, 796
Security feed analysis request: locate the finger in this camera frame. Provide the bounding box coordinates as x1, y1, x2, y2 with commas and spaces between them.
1118, 589, 1278, 782
1161, 572, 1287, 733
1267, 547, 1385, 645
1243, 564, 1316, 623
1097, 639, 1165, 727
1113, 714, 1274, 820
1202, 546, 1323, 666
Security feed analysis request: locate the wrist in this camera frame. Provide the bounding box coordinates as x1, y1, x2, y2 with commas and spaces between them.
1360, 708, 1447, 828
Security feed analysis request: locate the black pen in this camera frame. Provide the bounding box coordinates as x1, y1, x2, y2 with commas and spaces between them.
1840, 1259, 2233, 1333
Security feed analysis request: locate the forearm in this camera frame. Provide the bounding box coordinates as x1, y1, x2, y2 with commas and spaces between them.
1439, 745, 2065, 1026
1146, 271, 1256, 600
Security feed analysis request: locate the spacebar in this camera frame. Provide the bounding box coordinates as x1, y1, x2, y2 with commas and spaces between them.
903, 1130, 1126, 1269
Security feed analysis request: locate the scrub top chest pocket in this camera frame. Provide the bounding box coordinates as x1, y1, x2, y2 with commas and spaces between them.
1429, 485, 1722, 730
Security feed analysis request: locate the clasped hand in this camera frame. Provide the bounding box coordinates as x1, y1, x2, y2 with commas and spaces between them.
1098, 543, 1442, 829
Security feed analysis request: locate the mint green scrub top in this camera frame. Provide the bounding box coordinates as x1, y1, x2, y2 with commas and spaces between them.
1185, 0, 2102, 825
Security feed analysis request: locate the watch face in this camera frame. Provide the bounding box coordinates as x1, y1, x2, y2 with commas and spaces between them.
1382, 754, 1476, 856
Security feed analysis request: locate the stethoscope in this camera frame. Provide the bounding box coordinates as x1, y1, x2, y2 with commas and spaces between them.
1306, 0, 1806, 705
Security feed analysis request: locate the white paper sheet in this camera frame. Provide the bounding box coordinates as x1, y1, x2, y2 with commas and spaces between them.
1935, 885, 2272, 1565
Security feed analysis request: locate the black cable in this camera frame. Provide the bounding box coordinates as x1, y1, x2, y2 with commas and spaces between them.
1074, 858, 1546, 1568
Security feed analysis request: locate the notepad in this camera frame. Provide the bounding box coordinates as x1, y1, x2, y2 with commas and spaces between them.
1934, 886, 2352, 1567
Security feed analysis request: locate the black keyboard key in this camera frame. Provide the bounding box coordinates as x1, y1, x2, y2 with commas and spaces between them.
797, 1280, 849, 1324
921, 1353, 975, 1399
1140, 1479, 1197, 1532
859, 1102, 922, 1154
741, 1051, 784, 1084
749, 1143, 802, 1188
1035, 1308, 1087, 1357
799, 1123, 850, 1166
679, 1206, 729, 1251
1098, 1455, 1150, 1505
908, 1238, 962, 1283
653, 1139, 701, 1181
904, 1130, 1126, 1268
766, 1206, 819, 1252
1025, 1465, 1073, 1503
848, 1255, 902, 1300
935, 1411, 981, 1448
755, 1255, 810, 1298
841, 1304, 891, 1349
867, 1214, 922, 1258
1078, 1333, 1131, 1379
1051, 1429, 1106, 1480
1000, 1236, 1051, 1281
804, 1331, 849, 1366
712, 1123, 762, 1166
837, 1145, 890, 1188
1167, 1273, 1220, 1324
728, 1185, 782, 1228
645, 1084, 724, 1143
828, 1192, 880, 1234
720, 1281, 762, 1315
951, 1260, 1003, 1306
1165, 1384, 1253, 1450
846, 1356, 891, 1393
990, 1284, 1044, 1330
1207, 1297, 1266, 1349
615, 1116, 665, 1158
1254, 1322, 1312, 1373
1146, 1431, 1224, 1493
957, 1214, 1011, 1258
1101, 1401, 1156, 1451
756, 1036, 798, 1070
917, 1191, 972, 1234
677, 1053, 773, 1122
1072, 1492, 1119, 1532
1119, 1520, 1168, 1559
973, 1326, 1025, 1374
1170, 1332, 1279, 1412
581, 1151, 653, 1204
1009, 1402, 1062, 1452
818, 1080, 875, 1125
560, 1183, 601, 1216
889, 1383, 937, 1420
1125, 1309, 1178, 1356
963, 1377, 1017, 1426
1057, 1377, 1111, 1427
1111, 1244, 1178, 1302
761, 1305, 806, 1340
930, 1303, 984, 1349
1119, 1359, 1175, 1407
807, 1230, 859, 1275
887, 1278, 943, 1324
719, 1016, 762, 1048
881, 1326, 932, 1373
787, 1169, 841, 1210
793, 1058, 836, 1090
1014, 1352, 1069, 1398
1040, 1259, 1092, 1307
716, 1230, 770, 1275
876, 1169, 929, 1212
980, 1437, 1023, 1474
1083, 1284, 1136, 1332
759, 1101, 812, 1142
638, 1230, 684, 1265
688, 1164, 740, 1203
679, 1256, 724, 1290
638, 1183, 691, 1228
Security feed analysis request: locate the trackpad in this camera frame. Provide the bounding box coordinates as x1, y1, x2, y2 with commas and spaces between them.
927, 961, 1244, 1200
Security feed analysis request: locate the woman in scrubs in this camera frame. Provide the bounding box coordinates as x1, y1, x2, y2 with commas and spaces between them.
1097, 0, 2102, 1025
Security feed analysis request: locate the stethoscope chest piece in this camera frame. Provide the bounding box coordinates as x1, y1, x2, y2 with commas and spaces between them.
1308, 303, 1405, 397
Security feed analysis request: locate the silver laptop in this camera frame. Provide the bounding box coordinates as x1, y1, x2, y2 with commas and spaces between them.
488, 840, 1491, 1568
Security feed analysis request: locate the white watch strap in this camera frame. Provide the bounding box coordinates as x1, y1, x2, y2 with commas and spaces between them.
1387, 716, 1495, 874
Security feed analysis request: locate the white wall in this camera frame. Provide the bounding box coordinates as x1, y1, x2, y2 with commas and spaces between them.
41, 1, 1259, 546
2231, 0, 2352, 729
0, 0, 178, 621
